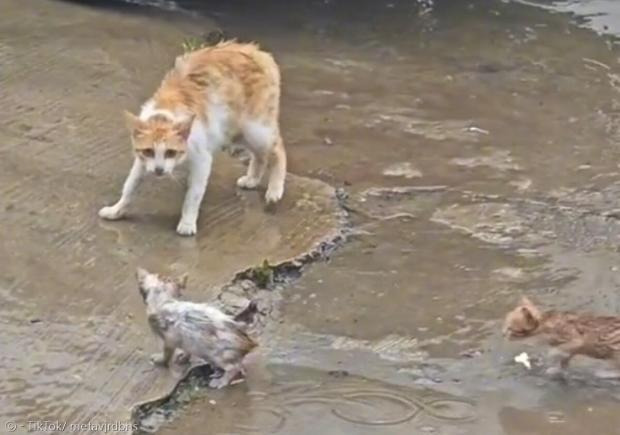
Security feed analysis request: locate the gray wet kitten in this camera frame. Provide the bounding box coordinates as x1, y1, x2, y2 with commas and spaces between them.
136, 267, 257, 388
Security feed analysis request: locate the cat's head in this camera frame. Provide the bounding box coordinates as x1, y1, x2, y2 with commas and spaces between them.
503, 296, 542, 339
135, 267, 187, 304
124, 111, 194, 176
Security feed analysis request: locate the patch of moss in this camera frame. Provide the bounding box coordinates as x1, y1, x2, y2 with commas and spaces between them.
249, 259, 274, 288
181, 37, 208, 53
181, 30, 226, 53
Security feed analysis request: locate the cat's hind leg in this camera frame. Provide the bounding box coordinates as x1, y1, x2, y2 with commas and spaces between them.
209, 363, 243, 389
237, 121, 271, 190
236, 149, 268, 190
151, 344, 175, 367
545, 340, 583, 378
240, 120, 286, 203
265, 135, 287, 204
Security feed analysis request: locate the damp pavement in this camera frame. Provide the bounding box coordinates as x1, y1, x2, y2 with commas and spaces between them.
4, 0, 620, 434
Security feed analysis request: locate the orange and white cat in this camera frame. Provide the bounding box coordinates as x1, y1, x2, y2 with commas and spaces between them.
99, 41, 287, 236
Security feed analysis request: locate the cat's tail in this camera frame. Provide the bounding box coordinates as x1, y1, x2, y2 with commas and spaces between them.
234, 300, 258, 325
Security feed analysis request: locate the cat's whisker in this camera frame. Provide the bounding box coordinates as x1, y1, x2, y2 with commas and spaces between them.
167, 172, 184, 187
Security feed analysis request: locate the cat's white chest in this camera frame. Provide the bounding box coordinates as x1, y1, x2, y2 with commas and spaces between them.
188, 102, 232, 154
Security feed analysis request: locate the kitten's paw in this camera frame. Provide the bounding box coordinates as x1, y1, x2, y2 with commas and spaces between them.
544, 366, 565, 380
237, 175, 260, 189
265, 184, 284, 204
176, 219, 197, 236
150, 353, 169, 367
98, 205, 125, 220
174, 351, 191, 365
208, 376, 229, 389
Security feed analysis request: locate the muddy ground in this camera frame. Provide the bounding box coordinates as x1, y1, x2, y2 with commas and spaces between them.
4, 0, 620, 434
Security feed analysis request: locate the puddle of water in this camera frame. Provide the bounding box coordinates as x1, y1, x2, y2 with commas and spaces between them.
516, 0, 620, 37
156, 364, 477, 435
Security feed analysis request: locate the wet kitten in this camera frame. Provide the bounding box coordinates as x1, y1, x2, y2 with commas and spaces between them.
99, 41, 287, 236
503, 297, 620, 374
136, 267, 257, 388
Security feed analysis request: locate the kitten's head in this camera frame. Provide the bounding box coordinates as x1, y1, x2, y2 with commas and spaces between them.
503, 296, 542, 339
135, 267, 188, 304
124, 111, 194, 176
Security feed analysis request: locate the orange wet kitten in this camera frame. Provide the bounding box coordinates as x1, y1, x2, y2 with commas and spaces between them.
99, 41, 287, 236
503, 297, 620, 374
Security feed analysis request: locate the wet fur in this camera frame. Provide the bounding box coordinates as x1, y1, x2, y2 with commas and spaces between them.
99, 41, 287, 236
136, 267, 257, 388
503, 297, 620, 373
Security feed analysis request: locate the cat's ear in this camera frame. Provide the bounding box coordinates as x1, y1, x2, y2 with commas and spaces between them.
520, 306, 536, 324
520, 296, 534, 307
175, 273, 188, 290
520, 296, 541, 320
520, 304, 541, 326
173, 115, 195, 141
136, 267, 150, 283
124, 110, 145, 136
170, 273, 188, 298
136, 267, 150, 300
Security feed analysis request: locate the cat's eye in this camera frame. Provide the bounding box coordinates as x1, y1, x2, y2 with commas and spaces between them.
141, 149, 154, 158
164, 149, 177, 159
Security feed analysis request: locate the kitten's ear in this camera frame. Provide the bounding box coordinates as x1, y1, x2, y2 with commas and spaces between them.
124, 110, 145, 136
173, 115, 195, 141
169, 273, 187, 298
175, 273, 188, 290
136, 267, 150, 283
520, 296, 541, 319
520, 296, 534, 306
520, 305, 541, 327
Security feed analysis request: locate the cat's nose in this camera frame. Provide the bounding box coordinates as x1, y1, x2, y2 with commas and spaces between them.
154, 167, 164, 176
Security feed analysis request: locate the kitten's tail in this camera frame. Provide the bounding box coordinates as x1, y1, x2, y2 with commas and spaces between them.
234, 300, 258, 325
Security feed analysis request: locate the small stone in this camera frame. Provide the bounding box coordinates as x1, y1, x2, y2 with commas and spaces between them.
209, 399, 216, 405
460, 348, 482, 358
382, 162, 422, 179
465, 126, 490, 135
240, 279, 257, 291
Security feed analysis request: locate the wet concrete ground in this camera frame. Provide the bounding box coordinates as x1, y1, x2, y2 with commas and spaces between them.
5, 0, 620, 434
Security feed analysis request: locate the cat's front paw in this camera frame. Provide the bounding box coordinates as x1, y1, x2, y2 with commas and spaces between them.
98, 205, 125, 220
176, 219, 197, 236
208, 375, 229, 389
150, 353, 169, 367
237, 175, 260, 189
265, 184, 284, 204
544, 366, 566, 380
174, 350, 191, 365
